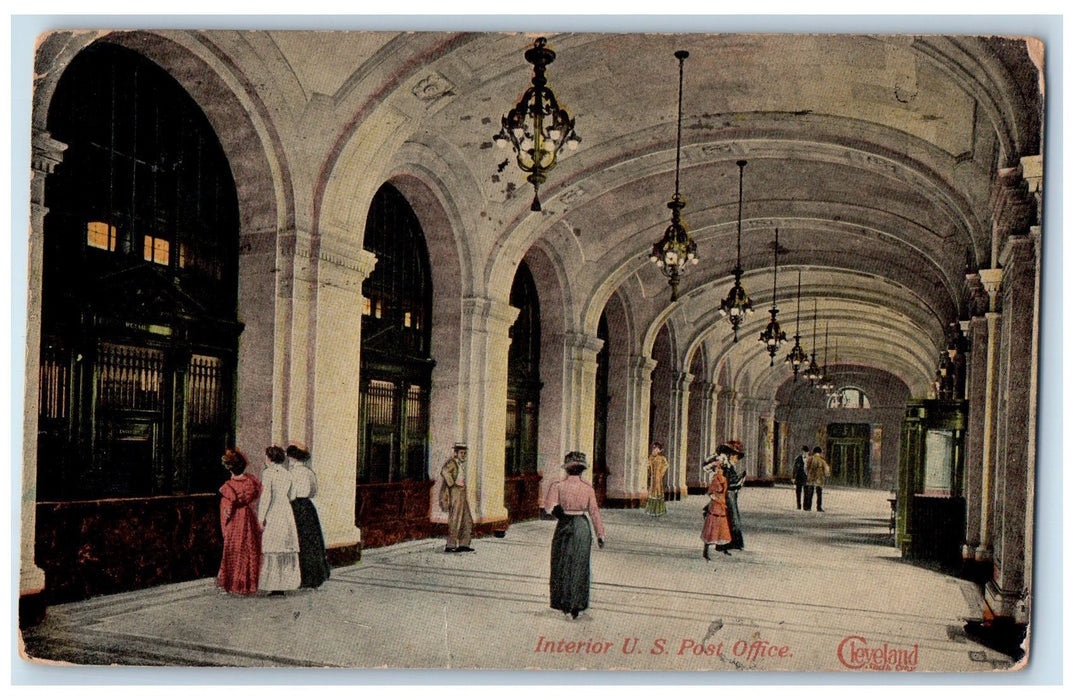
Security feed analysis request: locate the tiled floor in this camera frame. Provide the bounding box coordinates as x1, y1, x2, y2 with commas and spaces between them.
18, 486, 1022, 673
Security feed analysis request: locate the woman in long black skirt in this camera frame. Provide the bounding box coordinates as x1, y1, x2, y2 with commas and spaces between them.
544, 451, 605, 619
286, 443, 331, 588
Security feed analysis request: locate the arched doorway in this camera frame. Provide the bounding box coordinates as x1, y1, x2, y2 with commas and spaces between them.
504, 261, 543, 520
355, 183, 435, 546
37, 41, 242, 602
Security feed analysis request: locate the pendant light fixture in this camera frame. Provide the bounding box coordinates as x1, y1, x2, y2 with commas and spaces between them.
804, 299, 822, 383
648, 49, 698, 302
494, 37, 581, 212
718, 160, 754, 340
785, 270, 808, 380
816, 323, 835, 392
758, 229, 787, 364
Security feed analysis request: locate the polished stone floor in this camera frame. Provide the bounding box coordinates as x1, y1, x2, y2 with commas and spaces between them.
18, 485, 1022, 675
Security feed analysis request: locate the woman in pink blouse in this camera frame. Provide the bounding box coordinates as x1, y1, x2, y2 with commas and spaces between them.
544, 451, 605, 619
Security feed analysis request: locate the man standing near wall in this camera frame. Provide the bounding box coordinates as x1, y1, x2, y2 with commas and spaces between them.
439, 443, 474, 552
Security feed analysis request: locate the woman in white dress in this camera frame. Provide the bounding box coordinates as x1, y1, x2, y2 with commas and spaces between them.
257, 445, 300, 594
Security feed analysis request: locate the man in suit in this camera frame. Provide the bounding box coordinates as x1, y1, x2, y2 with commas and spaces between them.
440, 443, 474, 552
804, 446, 831, 512
792, 445, 810, 510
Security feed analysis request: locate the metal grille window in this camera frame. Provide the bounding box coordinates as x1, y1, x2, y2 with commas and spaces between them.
357, 183, 433, 486
38, 42, 240, 500
96, 343, 165, 412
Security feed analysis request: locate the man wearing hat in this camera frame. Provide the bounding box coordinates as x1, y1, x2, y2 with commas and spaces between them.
804, 446, 831, 512
439, 443, 474, 552
792, 445, 810, 510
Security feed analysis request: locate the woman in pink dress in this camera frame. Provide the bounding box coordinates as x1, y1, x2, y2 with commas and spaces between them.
216, 449, 262, 594
701, 452, 732, 561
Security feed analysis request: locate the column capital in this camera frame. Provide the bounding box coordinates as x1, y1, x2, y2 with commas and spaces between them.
998, 231, 1035, 270
563, 331, 605, 356
630, 355, 658, 379
978, 268, 1004, 311
990, 164, 1037, 244
673, 372, 695, 391
461, 296, 520, 334
31, 130, 67, 175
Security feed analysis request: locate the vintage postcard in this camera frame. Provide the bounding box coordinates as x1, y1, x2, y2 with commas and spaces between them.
15, 23, 1048, 674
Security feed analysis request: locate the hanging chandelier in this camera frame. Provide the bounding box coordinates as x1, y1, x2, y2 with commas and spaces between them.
816, 323, 835, 392
718, 160, 754, 340
758, 228, 787, 364
493, 36, 581, 212
649, 50, 697, 302
804, 299, 822, 383
785, 271, 808, 380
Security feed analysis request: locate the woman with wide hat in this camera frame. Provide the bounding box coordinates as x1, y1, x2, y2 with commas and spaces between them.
544, 451, 606, 619
700, 451, 732, 560
286, 442, 331, 588
717, 440, 748, 551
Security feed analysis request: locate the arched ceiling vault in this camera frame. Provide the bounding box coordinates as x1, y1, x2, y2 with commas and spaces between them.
84, 30, 1038, 400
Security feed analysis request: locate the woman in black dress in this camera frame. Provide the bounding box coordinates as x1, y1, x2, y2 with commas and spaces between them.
544, 451, 606, 619
287, 443, 331, 588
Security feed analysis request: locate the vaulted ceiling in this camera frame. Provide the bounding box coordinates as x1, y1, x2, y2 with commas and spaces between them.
34, 29, 1043, 401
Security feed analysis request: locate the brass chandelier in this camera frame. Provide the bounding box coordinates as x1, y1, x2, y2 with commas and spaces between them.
758, 228, 787, 364
785, 271, 809, 379
494, 37, 581, 212
718, 160, 754, 340
649, 50, 698, 302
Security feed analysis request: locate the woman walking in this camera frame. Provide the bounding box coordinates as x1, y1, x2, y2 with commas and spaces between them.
216, 449, 262, 594
545, 451, 605, 619
645, 441, 669, 517
701, 451, 733, 560
258, 445, 300, 595
287, 443, 331, 588
719, 440, 748, 551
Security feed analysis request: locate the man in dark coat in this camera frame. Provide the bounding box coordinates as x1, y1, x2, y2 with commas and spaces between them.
717, 440, 747, 552
792, 445, 810, 509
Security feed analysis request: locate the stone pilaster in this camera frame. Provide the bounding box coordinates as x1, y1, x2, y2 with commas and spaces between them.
606, 355, 657, 505
666, 371, 694, 499
961, 314, 988, 562
21, 130, 66, 616
985, 234, 1036, 623
736, 397, 759, 478
560, 332, 605, 463
307, 234, 376, 550
975, 269, 1003, 563
716, 386, 734, 446
694, 382, 718, 486
755, 400, 777, 479
456, 297, 520, 524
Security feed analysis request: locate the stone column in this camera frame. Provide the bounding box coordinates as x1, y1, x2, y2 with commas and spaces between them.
975, 269, 1003, 563
985, 234, 1036, 623
561, 332, 605, 463
961, 312, 988, 562
20, 131, 66, 618
235, 224, 285, 468
755, 400, 777, 479
695, 382, 718, 486
304, 233, 376, 554
607, 355, 656, 506
666, 371, 694, 500
716, 386, 734, 446
737, 398, 759, 478
456, 297, 519, 525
